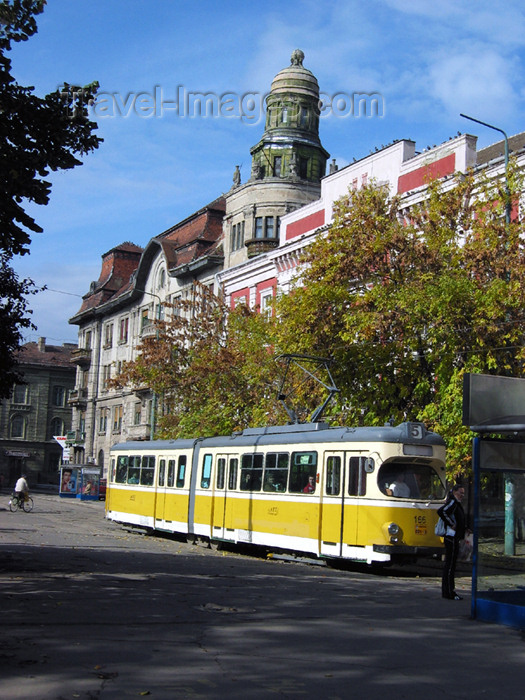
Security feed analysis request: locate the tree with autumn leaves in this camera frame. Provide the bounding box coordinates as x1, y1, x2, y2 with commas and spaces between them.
277, 164, 525, 476
113, 165, 525, 478
111, 284, 334, 439
111, 286, 283, 438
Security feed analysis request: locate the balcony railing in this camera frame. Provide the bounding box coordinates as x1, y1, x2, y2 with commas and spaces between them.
245, 237, 279, 258
10, 402, 31, 411
126, 424, 151, 440
70, 347, 92, 367
140, 322, 157, 338
68, 387, 88, 407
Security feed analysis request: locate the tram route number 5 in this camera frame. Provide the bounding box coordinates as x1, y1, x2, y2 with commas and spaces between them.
408, 423, 424, 439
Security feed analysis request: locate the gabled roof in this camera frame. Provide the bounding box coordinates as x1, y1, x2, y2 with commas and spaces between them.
70, 198, 226, 325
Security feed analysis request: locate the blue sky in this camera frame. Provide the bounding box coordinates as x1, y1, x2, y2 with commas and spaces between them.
9, 0, 525, 344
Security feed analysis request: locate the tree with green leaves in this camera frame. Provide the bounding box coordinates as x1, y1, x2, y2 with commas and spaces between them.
0, 0, 102, 397
275, 166, 525, 476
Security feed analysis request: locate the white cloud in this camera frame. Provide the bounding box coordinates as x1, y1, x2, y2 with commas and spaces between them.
428, 48, 519, 122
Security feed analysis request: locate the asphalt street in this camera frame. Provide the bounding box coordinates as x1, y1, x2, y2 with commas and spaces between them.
1, 492, 524, 700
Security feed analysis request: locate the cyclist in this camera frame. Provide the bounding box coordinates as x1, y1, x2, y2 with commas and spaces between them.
14, 474, 29, 503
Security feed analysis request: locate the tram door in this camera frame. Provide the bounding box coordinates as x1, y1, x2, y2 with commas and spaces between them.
211, 454, 229, 541
155, 458, 168, 524
320, 452, 359, 558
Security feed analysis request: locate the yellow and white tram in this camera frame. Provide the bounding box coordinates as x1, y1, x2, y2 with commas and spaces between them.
106, 421, 447, 565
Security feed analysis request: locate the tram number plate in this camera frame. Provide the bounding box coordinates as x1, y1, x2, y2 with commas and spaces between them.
414, 514, 427, 535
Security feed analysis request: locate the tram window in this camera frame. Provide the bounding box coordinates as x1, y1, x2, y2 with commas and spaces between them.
216, 458, 226, 489
325, 456, 341, 495
158, 459, 166, 487
167, 460, 175, 488
201, 454, 212, 489
240, 453, 263, 491
127, 456, 141, 484
111, 458, 116, 482
348, 457, 367, 496
116, 456, 128, 483
176, 456, 186, 488
289, 451, 318, 493
228, 458, 238, 490
141, 456, 155, 486
378, 463, 445, 500
263, 452, 289, 492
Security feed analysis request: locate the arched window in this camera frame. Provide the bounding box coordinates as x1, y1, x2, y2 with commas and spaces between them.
157, 268, 166, 290
11, 415, 25, 439
98, 449, 105, 470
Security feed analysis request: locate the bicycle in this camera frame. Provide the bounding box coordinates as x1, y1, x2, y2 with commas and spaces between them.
8, 494, 34, 512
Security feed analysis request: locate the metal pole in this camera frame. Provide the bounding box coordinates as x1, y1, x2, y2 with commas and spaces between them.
505, 477, 516, 556
460, 114, 515, 556
460, 113, 510, 224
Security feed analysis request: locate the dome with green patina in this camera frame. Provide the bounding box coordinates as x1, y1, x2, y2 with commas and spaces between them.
269, 49, 320, 100
249, 50, 328, 184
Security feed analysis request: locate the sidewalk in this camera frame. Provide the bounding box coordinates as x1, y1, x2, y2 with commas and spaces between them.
1, 494, 524, 699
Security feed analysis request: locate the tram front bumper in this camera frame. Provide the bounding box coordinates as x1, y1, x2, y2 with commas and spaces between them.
373, 544, 443, 559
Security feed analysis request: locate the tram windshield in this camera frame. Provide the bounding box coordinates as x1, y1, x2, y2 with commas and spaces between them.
378, 463, 445, 500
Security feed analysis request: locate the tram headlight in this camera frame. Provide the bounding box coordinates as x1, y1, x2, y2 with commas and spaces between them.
387, 522, 401, 543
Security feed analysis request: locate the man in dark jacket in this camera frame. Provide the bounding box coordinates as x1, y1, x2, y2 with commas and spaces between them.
438, 484, 466, 600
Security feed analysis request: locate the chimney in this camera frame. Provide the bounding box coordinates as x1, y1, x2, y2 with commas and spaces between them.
38, 337, 46, 352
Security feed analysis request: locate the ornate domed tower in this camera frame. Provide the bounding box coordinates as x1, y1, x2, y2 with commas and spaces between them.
250, 49, 328, 183
224, 50, 329, 265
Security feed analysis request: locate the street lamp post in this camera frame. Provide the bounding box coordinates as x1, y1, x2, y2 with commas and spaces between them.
460, 114, 515, 555
460, 113, 510, 225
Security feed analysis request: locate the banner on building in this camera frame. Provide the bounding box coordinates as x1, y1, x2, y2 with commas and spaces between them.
53, 436, 71, 464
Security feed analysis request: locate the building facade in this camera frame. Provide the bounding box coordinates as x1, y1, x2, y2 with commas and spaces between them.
68, 50, 329, 475
68, 200, 225, 472
218, 132, 525, 310
0, 338, 76, 488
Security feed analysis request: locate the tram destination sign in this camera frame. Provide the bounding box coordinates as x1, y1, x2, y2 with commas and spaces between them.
463, 373, 525, 432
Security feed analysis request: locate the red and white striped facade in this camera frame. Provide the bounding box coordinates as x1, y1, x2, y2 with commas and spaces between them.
217, 132, 505, 308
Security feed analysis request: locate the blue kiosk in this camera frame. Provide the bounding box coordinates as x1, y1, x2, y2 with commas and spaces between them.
464, 374, 525, 629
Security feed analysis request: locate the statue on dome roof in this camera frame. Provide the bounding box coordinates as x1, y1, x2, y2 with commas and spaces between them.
290, 49, 305, 66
